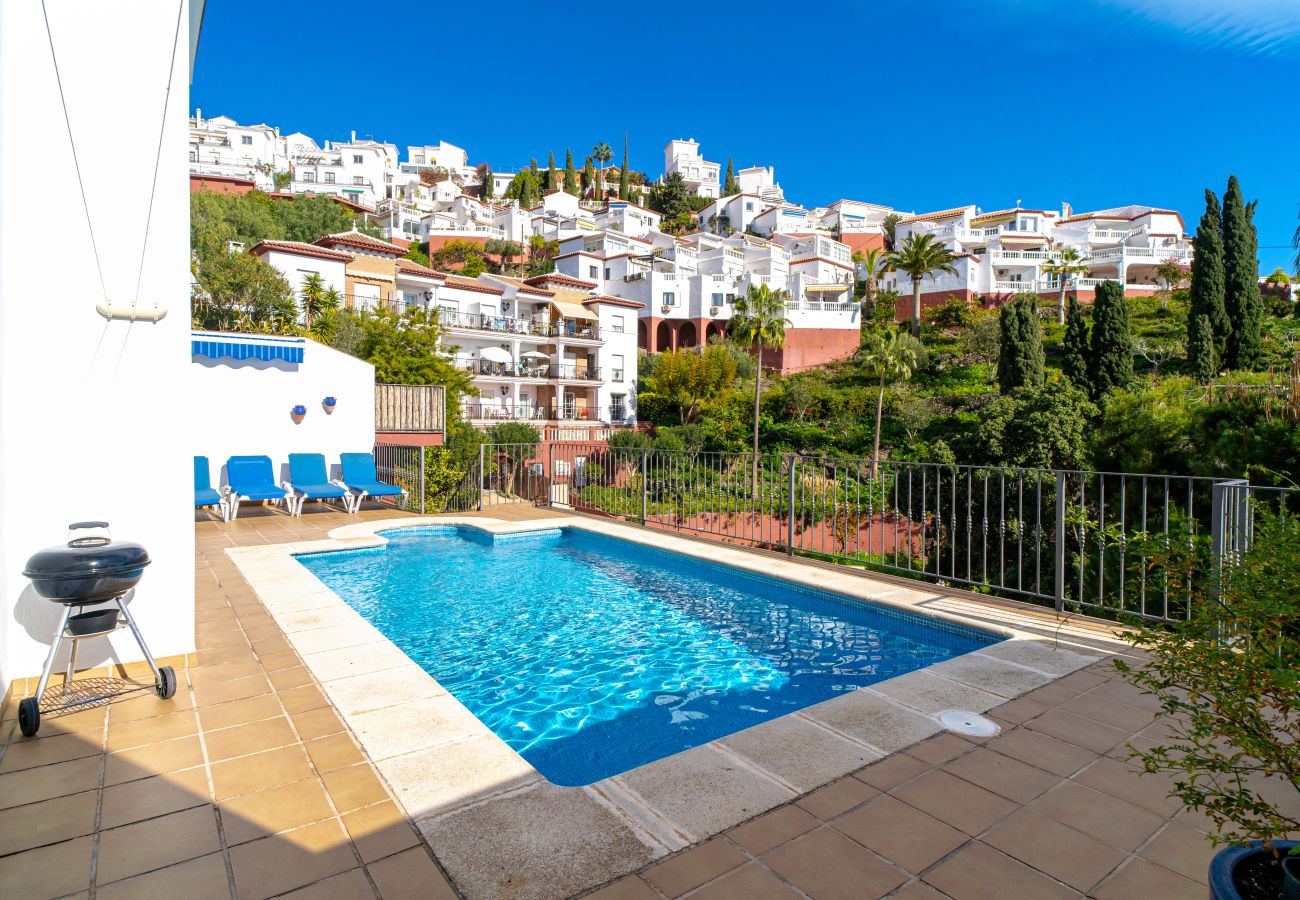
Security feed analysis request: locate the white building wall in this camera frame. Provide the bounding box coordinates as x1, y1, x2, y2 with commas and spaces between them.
189, 334, 376, 488
259, 250, 347, 301
0, 0, 195, 696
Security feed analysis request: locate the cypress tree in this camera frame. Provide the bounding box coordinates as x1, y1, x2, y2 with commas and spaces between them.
529, 157, 539, 179
1088, 280, 1133, 399
1187, 189, 1228, 362
723, 158, 739, 196
619, 134, 630, 201
547, 152, 557, 192
1221, 176, 1262, 369
1061, 296, 1091, 392
481, 165, 494, 200
997, 297, 1044, 392
563, 149, 578, 195
1188, 314, 1216, 383
582, 157, 596, 198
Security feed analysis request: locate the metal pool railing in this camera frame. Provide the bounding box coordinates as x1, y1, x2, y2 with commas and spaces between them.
454, 442, 1296, 623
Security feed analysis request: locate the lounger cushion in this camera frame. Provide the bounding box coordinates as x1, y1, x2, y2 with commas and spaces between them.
288, 454, 347, 499
340, 453, 405, 497
226, 455, 289, 500
194, 456, 222, 507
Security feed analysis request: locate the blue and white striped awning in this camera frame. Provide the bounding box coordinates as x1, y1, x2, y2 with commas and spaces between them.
191, 335, 305, 364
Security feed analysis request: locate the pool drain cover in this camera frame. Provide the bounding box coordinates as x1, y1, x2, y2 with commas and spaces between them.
937, 709, 1000, 737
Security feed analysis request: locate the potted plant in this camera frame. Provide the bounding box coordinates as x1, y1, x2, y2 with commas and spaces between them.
291, 405, 307, 424
1115, 509, 1299, 899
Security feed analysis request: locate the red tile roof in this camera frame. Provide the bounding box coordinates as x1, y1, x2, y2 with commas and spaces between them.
396, 259, 439, 277
897, 205, 975, 225
486, 274, 556, 297
438, 273, 504, 295
314, 230, 406, 256
969, 208, 1051, 224
248, 240, 353, 263
524, 273, 598, 290
584, 294, 644, 309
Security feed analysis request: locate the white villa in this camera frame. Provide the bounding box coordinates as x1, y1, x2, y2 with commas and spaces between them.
663, 138, 721, 198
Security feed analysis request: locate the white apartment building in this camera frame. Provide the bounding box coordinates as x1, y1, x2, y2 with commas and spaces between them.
736, 165, 783, 203
189, 112, 286, 189
664, 139, 721, 198
885, 203, 1194, 310
401, 141, 471, 180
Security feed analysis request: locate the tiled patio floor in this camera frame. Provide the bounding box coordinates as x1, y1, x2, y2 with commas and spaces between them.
0, 504, 1228, 899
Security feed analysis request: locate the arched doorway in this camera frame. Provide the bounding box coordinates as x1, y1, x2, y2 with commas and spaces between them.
705, 321, 726, 342
655, 320, 674, 352
637, 319, 649, 350
677, 320, 698, 349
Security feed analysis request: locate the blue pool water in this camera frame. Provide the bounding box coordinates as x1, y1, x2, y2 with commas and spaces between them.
297, 527, 1000, 786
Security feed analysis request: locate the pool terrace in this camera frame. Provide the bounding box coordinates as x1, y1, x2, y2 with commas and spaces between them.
0, 504, 1230, 900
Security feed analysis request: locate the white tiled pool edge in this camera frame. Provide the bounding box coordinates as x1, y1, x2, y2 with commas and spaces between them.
226, 515, 1132, 900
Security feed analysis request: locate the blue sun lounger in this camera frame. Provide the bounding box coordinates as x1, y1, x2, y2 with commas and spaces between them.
339, 452, 408, 511
223, 455, 292, 521
194, 456, 225, 518
285, 453, 351, 515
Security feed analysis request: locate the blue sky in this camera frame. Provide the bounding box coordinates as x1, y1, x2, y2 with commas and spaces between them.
193, 0, 1299, 272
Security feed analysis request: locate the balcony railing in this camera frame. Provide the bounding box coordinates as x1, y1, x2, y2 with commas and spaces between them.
461, 403, 610, 422
454, 359, 601, 381
554, 365, 601, 381
437, 310, 599, 341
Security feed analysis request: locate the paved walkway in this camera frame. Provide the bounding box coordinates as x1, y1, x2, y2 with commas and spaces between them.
0, 503, 1226, 899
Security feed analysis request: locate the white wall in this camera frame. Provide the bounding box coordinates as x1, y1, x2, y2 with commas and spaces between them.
190, 334, 376, 488
0, 0, 196, 696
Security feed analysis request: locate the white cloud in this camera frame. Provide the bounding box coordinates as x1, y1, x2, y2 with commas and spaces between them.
1101, 0, 1300, 56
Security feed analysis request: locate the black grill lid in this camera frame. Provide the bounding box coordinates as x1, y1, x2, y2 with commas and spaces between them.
23, 523, 151, 581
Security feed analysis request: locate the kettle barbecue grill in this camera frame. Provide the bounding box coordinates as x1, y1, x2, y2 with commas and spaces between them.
17, 522, 176, 737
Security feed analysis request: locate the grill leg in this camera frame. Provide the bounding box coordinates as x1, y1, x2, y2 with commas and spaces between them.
115, 593, 162, 683
33, 606, 72, 703
65, 637, 80, 685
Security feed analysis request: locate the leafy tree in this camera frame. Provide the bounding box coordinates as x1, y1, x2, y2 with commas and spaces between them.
1221, 175, 1263, 369
341, 308, 474, 405
1187, 314, 1216, 383
563, 149, 578, 195
650, 171, 691, 222
485, 421, 541, 447
430, 238, 487, 271
618, 135, 630, 201
958, 310, 1001, 380
976, 381, 1096, 469
925, 296, 974, 330
996, 297, 1045, 393
310, 287, 343, 342
460, 254, 487, 277
1188, 188, 1229, 363
404, 241, 430, 268
729, 283, 790, 479
529, 157, 539, 179
1088, 280, 1133, 399
192, 248, 298, 335
856, 248, 886, 337
503, 170, 539, 206
1061, 295, 1091, 392
881, 213, 902, 251
592, 142, 613, 201
525, 236, 559, 276
273, 171, 291, 191
484, 239, 524, 273
479, 164, 494, 200
886, 232, 957, 338
859, 329, 926, 475
547, 152, 557, 192
650, 345, 737, 424
1042, 246, 1089, 324
722, 158, 739, 196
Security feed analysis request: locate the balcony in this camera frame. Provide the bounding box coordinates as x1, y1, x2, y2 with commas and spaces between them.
454, 359, 601, 382
461, 402, 611, 422
437, 310, 599, 341
554, 365, 602, 381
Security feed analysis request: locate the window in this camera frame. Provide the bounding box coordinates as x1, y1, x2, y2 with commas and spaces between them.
711, 292, 724, 309
610, 394, 627, 420
188, 151, 196, 162
588, 265, 599, 279
612, 354, 625, 382
663, 292, 676, 307
241, 135, 252, 145
726, 293, 736, 303
301, 171, 315, 183
604, 268, 611, 280
324, 171, 335, 184
745, 202, 754, 211
353, 176, 365, 185
353, 154, 363, 164
611, 314, 625, 333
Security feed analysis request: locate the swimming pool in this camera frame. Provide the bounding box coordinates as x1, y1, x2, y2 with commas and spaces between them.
297, 526, 1002, 786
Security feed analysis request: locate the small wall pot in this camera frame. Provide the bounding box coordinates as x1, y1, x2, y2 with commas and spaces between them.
323, 396, 337, 414
1209, 840, 1300, 900
291, 405, 307, 424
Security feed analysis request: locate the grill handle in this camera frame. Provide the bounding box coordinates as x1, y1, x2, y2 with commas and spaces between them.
67, 521, 111, 547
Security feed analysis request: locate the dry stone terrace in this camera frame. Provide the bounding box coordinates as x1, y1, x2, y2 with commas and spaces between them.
0, 504, 1241, 899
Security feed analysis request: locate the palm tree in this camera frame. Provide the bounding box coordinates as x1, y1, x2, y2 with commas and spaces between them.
592, 142, 613, 201
856, 247, 886, 337
729, 283, 789, 486
1042, 247, 1090, 324
298, 272, 339, 329
886, 233, 957, 338
859, 329, 926, 477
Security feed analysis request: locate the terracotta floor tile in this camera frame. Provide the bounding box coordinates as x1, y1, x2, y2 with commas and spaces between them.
103, 734, 204, 786
1027, 782, 1165, 851
0, 834, 93, 900
0, 754, 100, 810
889, 769, 1018, 836
644, 837, 747, 898
100, 767, 210, 829
984, 727, 1098, 777
278, 868, 376, 899
95, 805, 221, 885
1136, 822, 1215, 884
106, 708, 198, 750
987, 695, 1049, 726
321, 764, 390, 813
291, 705, 345, 742
108, 690, 195, 725
1019, 683, 1082, 708
765, 827, 907, 899
189, 660, 265, 688
923, 842, 1077, 900
220, 776, 336, 846
835, 795, 968, 875
941, 746, 1061, 804
305, 733, 365, 774
210, 744, 314, 801
1092, 857, 1203, 900
341, 801, 420, 864
981, 808, 1126, 891
277, 683, 329, 714
95, 851, 232, 900
584, 876, 662, 900
193, 674, 272, 708
907, 733, 975, 766
0, 731, 102, 773
1052, 669, 1111, 692
794, 775, 879, 821
269, 666, 315, 691
366, 846, 459, 900
1024, 708, 1131, 754
242, 624, 286, 644
727, 804, 819, 856
888, 881, 951, 899
197, 692, 284, 731
1057, 692, 1155, 733
1086, 677, 1164, 712
204, 715, 298, 762
1072, 757, 1183, 817
0, 789, 99, 855
251, 636, 293, 658
4, 705, 105, 740
229, 819, 358, 900
689, 863, 802, 899
854, 752, 931, 791
257, 650, 303, 673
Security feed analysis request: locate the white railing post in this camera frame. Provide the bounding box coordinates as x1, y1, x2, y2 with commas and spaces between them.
477, 443, 485, 511
1054, 471, 1067, 611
